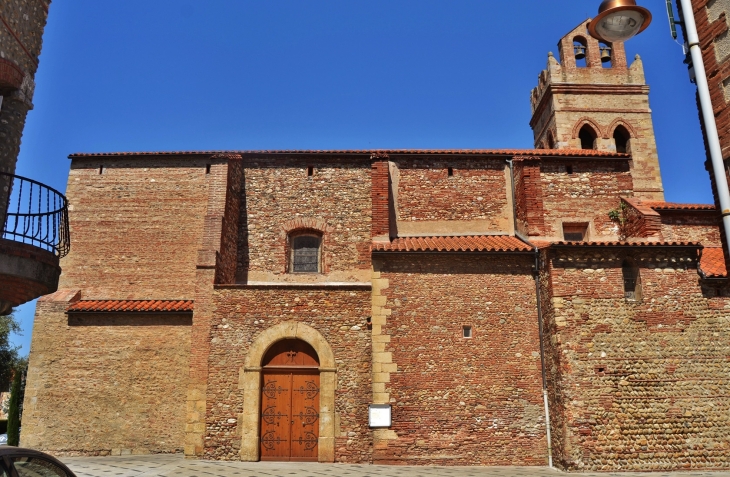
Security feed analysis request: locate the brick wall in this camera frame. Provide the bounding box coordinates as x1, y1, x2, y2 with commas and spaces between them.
59, 156, 212, 299
513, 157, 545, 237
372, 253, 548, 465
371, 158, 390, 241
684, 0, 730, 270
0, 0, 48, 175
204, 286, 372, 462
238, 155, 371, 283
392, 157, 512, 235
22, 290, 191, 456
539, 160, 633, 240
689, 0, 730, 160
512, 157, 633, 241
621, 199, 662, 240
658, 212, 721, 245
543, 246, 730, 471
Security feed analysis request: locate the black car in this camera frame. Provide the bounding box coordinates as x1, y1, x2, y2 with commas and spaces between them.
0, 447, 77, 477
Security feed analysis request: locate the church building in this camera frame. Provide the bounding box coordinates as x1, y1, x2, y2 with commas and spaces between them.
20, 21, 730, 471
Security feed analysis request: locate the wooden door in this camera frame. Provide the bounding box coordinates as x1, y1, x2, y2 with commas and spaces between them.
260, 340, 320, 461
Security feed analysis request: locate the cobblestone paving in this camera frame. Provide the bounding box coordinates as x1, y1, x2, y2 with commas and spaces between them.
60, 455, 730, 477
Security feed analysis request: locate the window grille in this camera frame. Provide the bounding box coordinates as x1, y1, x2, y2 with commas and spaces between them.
291, 235, 321, 273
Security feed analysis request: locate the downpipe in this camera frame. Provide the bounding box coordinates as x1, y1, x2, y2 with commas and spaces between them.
534, 249, 553, 469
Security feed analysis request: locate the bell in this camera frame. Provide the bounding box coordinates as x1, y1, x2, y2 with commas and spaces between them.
574, 45, 586, 60
600, 47, 612, 63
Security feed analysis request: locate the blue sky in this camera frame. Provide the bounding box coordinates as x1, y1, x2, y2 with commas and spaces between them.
10, 0, 709, 354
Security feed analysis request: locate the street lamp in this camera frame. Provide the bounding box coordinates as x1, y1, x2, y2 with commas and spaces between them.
588, 0, 730, 266
588, 0, 652, 42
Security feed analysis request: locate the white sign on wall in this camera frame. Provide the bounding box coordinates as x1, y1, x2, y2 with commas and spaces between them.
368, 404, 392, 428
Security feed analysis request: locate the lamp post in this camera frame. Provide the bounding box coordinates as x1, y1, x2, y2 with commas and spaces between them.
588, 0, 730, 264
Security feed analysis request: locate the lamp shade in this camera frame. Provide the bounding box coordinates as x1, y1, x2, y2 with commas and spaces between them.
588, 0, 652, 43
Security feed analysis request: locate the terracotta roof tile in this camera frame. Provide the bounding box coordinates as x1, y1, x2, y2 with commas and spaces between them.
372, 235, 532, 252
68, 149, 629, 159
551, 240, 701, 247
700, 247, 727, 278
67, 300, 194, 313
640, 201, 716, 211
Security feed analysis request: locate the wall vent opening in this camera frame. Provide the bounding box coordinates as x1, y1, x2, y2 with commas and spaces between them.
462, 325, 472, 338
563, 223, 588, 242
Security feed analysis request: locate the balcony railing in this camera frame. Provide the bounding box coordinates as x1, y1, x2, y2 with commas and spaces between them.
1, 172, 70, 258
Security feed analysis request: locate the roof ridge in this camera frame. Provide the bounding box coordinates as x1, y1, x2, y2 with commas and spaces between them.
68, 148, 630, 159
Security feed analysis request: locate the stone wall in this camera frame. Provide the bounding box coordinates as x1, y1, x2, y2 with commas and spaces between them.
539, 160, 633, 240
205, 286, 372, 462
21, 289, 191, 455
237, 155, 372, 283
0, 0, 48, 175
543, 246, 730, 471
391, 157, 512, 235
60, 156, 212, 300
371, 253, 548, 465
658, 212, 721, 245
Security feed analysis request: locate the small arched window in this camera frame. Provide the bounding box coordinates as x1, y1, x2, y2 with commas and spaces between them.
622, 259, 641, 301
547, 131, 555, 149
290, 233, 321, 273
613, 125, 631, 154
579, 124, 597, 150
573, 37, 588, 68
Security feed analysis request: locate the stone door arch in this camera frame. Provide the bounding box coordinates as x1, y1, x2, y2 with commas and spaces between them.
239, 322, 336, 462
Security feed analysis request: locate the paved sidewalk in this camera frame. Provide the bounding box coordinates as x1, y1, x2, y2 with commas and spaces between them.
60, 454, 730, 477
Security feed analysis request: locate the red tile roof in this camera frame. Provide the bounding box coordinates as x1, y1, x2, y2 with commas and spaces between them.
551, 240, 701, 247
700, 247, 727, 278
68, 149, 629, 159
67, 300, 194, 313
641, 201, 716, 211
372, 235, 532, 252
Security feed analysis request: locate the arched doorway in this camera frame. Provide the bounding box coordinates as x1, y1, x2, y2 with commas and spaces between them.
240, 322, 336, 462
260, 339, 320, 461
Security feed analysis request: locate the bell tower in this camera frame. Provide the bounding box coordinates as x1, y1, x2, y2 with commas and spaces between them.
529, 19, 664, 200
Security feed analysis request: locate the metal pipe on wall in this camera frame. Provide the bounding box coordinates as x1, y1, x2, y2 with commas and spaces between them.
678, 0, 730, 263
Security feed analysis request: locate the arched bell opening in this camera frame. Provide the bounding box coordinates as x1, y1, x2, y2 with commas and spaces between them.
599, 41, 613, 68
613, 125, 631, 154
547, 131, 555, 149
573, 36, 588, 68
579, 124, 598, 150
